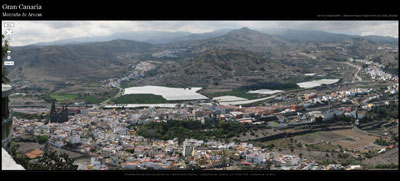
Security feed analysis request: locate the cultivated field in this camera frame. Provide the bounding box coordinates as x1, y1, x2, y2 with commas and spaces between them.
295, 131, 346, 145
330, 129, 381, 152
292, 128, 382, 153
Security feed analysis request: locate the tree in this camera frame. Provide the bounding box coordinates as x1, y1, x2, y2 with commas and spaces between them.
11, 143, 77, 170
333, 113, 338, 122
65, 141, 73, 148
36, 135, 49, 144
374, 138, 389, 146
391, 134, 398, 143
315, 116, 323, 123
32, 149, 77, 170
11, 143, 30, 168
264, 160, 273, 170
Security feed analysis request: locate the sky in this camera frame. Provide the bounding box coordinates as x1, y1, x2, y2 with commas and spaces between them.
2, 21, 398, 46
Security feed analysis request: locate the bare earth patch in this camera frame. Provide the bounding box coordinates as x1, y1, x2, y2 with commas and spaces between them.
330, 129, 381, 152
295, 131, 346, 145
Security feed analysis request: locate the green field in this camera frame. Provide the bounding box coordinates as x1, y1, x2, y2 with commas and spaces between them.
48, 94, 78, 102
42, 88, 120, 104
120, 82, 137, 89
9, 94, 25, 98
82, 95, 108, 104
241, 82, 300, 91
203, 82, 301, 100
83, 82, 100, 88
112, 94, 168, 104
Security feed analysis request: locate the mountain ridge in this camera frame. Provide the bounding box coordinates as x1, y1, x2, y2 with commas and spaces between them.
7, 27, 398, 90
25, 28, 397, 47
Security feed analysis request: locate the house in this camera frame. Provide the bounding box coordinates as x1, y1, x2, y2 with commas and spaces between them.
50, 140, 64, 148
258, 115, 277, 122
378, 148, 386, 154
230, 111, 245, 119
290, 105, 304, 112
239, 118, 253, 123
304, 93, 317, 100
349, 165, 362, 170
102, 146, 114, 158
322, 109, 344, 121
69, 135, 81, 144
183, 146, 194, 157
246, 152, 265, 164
278, 115, 286, 123
90, 157, 102, 170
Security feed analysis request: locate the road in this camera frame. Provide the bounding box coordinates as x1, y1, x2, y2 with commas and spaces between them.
342, 62, 362, 81
104, 87, 123, 104
92, 87, 123, 110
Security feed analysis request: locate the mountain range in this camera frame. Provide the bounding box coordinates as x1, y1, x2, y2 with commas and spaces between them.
31, 29, 233, 46
29, 28, 397, 46
7, 27, 398, 90
266, 29, 398, 45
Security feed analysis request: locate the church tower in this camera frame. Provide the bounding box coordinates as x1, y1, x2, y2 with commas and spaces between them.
49, 99, 57, 124
51, 99, 56, 114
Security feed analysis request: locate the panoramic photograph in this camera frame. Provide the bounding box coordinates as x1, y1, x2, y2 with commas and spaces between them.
2, 21, 399, 171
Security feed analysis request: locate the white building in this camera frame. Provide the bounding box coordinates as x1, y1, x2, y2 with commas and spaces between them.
246, 152, 265, 164
69, 135, 81, 144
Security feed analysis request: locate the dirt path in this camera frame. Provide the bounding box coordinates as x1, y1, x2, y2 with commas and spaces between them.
342, 62, 362, 81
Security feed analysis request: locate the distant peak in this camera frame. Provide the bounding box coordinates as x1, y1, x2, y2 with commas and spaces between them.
229, 27, 260, 34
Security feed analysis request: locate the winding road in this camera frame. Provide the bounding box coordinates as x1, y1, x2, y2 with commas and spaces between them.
342, 62, 362, 81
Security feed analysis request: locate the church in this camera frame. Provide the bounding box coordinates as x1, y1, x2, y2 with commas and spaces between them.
49, 100, 69, 123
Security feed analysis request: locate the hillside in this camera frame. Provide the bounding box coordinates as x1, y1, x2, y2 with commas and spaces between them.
6, 27, 397, 92
8, 40, 158, 86
271, 29, 398, 45
178, 27, 295, 56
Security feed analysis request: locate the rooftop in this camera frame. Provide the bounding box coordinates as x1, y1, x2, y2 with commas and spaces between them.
25, 149, 43, 159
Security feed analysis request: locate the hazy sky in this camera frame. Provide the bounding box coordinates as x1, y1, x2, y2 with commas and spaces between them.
2, 21, 398, 46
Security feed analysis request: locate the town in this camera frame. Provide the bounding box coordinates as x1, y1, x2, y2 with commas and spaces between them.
2, 21, 398, 172
7, 56, 398, 170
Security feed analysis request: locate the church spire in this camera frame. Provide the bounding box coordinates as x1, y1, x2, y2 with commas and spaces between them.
51, 99, 56, 113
